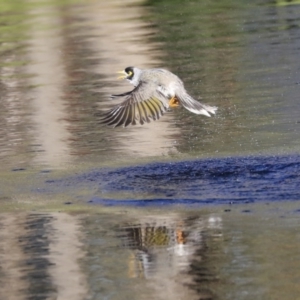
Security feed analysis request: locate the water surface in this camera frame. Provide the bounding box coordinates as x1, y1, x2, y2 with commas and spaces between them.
0, 0, 300, 299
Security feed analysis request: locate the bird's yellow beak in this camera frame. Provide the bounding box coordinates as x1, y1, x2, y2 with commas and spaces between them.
117, 70, 127, 80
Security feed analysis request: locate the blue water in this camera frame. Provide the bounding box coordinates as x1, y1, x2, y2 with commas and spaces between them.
45, 154, 300, 206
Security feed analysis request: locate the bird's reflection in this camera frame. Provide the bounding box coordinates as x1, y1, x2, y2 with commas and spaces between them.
119, 214, 223, 300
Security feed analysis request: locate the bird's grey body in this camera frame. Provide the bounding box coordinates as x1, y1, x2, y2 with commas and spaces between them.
100, 67, 217, 127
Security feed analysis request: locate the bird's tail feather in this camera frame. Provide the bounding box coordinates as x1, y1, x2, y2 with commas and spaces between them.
176, 91, 217, 117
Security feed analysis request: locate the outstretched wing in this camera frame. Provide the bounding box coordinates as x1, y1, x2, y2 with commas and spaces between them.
99, 81, 170, 127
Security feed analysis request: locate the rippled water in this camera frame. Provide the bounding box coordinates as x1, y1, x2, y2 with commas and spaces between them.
0, 0, 300, 299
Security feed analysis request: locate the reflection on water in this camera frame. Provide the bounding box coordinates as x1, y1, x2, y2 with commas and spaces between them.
26, 5, 72, 167
80, 206, 300, 300
119, 214, 223, 300
0, 212, 87, 300
80, 210, 224, 300
19, 214, 56, 298
2, 206, 297, 300
0, 0, 181, 170
1, 206, 300, 299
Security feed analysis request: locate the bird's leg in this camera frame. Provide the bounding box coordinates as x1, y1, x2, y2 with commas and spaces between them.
169, 97, 179, 107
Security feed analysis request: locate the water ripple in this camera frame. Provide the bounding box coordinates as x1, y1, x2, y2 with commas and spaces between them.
46, 154, 300, 205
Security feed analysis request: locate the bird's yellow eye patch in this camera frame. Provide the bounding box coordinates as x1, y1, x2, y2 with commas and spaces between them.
128, 71, 133, 76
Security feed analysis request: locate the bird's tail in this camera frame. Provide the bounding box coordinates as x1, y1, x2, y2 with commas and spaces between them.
176, 90, 217, 117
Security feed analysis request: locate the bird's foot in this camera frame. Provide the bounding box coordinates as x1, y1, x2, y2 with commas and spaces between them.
169, 97, 179, 107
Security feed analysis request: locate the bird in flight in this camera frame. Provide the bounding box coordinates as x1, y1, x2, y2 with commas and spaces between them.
100, 66, 217, 127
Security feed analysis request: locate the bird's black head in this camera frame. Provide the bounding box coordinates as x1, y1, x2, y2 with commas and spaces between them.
124, 66, 135, 80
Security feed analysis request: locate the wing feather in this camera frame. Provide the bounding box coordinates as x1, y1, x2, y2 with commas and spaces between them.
151, 97, 166, 115
99, 106, 122, 124
100, 81, 169, 127
130, 105, 136, 126
143, 100, 158, 120
140, 102, 152, 123
114, 105, 129, 127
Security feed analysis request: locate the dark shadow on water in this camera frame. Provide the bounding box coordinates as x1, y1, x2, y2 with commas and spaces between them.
19, 214, 56, 300
19, 215, 56, 300
45, 154, 300, 206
